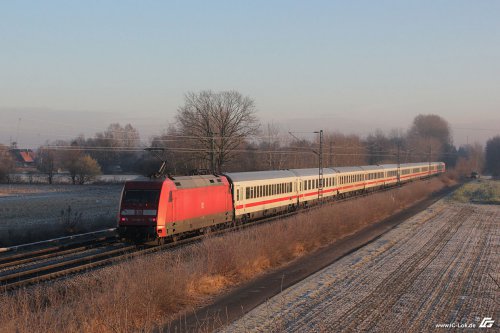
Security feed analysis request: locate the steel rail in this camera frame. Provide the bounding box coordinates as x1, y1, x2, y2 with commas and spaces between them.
0, 228, 117, 253
0, 237, 118, 270
0, 244, 137, 289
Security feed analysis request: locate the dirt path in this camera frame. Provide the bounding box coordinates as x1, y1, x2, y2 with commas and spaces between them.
220, 200, 499, 332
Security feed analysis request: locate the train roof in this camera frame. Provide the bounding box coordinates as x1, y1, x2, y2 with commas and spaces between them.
288, 168, 338, 177
358, 165, 386, 171
168, 174, 227, 189
332, 166, 365, 173
224, 170, 296, 182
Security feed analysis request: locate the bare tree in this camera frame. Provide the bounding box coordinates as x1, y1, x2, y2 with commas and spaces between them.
455, 143, 484, 177
75, 155, 101, 184
485, 136, 500, 177
176, 90, 259, 173
36, 146, 58, 184
0, 144, 15, 182
261, 122, 285, 170
325, 132, 367, 167
87, 123, 141, 173
407, 114, 452, 162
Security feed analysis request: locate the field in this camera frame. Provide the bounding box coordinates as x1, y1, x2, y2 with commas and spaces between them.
0, 177, 455, 332
0, 184, 123, 246
453, 179, 500, 204
222, 188, 500, 332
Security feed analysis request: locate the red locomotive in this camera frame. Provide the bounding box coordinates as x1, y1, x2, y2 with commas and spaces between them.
118, 175, 233, 242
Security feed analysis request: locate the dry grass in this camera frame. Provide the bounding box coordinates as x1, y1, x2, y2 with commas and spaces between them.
452, 179, 500, 204
0, 177, 452, 333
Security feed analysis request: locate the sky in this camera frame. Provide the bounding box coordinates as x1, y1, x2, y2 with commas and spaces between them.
1, 0, 499, 148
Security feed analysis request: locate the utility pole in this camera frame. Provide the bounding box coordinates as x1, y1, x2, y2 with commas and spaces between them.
428, 144, 432, 177
210, 131, 218, 174
329, 139, 333, 166
268, 123, 273, 169
314, 130, 324, 200
397, 140, 401, 184
289, 130, 324, 199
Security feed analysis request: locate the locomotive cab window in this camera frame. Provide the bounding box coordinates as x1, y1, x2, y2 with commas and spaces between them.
122, 190, 160, 208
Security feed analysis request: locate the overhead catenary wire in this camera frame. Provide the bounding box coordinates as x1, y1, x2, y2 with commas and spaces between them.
36, 144, 462, 158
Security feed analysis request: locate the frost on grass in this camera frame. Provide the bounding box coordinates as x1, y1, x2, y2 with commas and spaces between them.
453, 179, 500, 204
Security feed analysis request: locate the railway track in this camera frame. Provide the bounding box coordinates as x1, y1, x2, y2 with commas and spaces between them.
0, 177, 445, 291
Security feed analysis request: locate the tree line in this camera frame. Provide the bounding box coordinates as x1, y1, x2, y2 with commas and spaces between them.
1, 90, 499, 183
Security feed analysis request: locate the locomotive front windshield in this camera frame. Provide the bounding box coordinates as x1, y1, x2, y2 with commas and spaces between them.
122, 189, 160, 208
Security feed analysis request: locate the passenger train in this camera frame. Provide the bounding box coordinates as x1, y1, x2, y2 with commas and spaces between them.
118, 162, 445, 242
